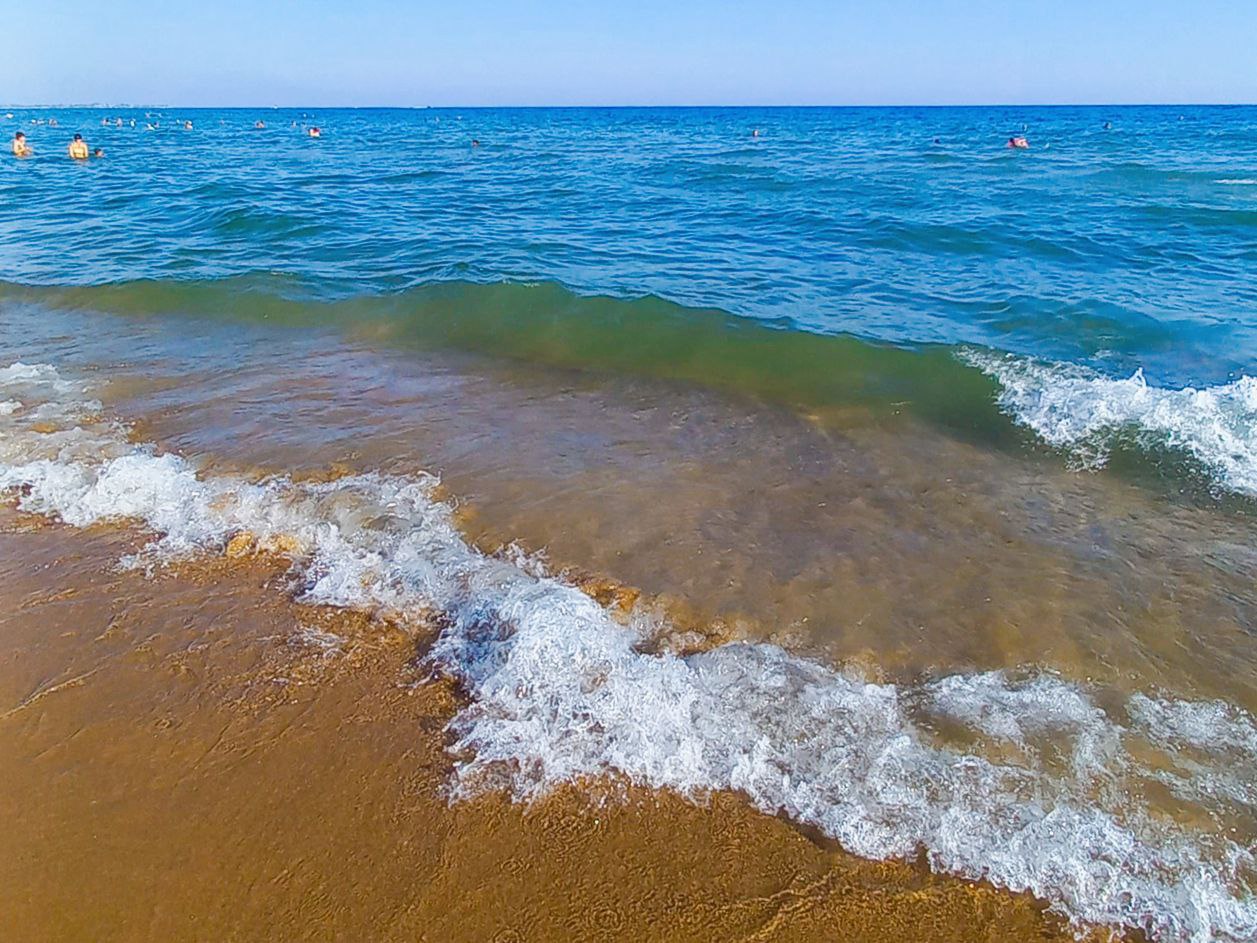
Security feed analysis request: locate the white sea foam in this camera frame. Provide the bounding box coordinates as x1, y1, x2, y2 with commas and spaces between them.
1217, 179, 1257, 186
293, 625, 346, 656
1127, 694, 1257, 810
962, 350, 1257, 497
2, 361, 1256, 942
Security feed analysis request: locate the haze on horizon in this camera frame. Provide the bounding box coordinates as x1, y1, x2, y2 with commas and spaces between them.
7, 0, 1256, 108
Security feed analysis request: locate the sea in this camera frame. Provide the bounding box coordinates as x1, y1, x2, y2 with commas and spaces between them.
2, 105, 1256, 941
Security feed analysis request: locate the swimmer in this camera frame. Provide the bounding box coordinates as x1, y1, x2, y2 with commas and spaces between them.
254, 120, 266, 129
68, 133, 89, 159
1104, 121, 1112, 130
130, 119, 136, 127
11, 130, 30, 157
1007, 135, 1030, 149
49, 118, 58, 127
471, 139, 480, 147
751, 128, 760, 138
308, 126, 321, 138
92, 148, 104, 158
116, 117, 123, 127
184, 120, 193, 130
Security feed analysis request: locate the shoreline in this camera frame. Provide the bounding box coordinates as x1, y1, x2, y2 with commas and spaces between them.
0, 509, 1088, 942
1, 322, 1255, 939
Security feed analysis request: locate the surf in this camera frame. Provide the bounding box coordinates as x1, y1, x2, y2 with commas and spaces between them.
3, 359, 1256, 942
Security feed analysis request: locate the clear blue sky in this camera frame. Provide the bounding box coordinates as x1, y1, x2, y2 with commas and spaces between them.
8, 0, 1256, 106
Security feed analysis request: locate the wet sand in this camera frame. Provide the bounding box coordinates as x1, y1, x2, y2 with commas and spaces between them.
0, 508, 1085, 942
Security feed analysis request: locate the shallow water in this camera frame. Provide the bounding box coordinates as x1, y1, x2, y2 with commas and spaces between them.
2, 106, 1257, 941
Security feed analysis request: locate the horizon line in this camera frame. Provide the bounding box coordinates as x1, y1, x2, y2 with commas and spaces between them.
5, 102, 1257, 111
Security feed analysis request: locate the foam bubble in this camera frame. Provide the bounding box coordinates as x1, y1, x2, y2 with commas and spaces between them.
962, 350, 1257, 497
919, 670, 1123, 777
293, 625, 346, 656
1127, 694, 1257, 810
3, 361, 1256, 942
0, 360, 78, 394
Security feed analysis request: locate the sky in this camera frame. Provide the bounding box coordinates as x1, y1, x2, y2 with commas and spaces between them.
5, 0, 1256, 107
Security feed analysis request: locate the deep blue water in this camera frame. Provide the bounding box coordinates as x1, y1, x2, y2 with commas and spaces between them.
2, 106, 1255, 387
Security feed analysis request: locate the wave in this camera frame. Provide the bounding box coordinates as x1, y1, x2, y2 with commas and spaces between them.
2, 360, 1256, 942
0, 275, 1009, 434
962, 350, 1257, 498
5, 276, 1257, 501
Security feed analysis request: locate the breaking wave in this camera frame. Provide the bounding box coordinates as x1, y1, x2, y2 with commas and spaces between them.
962, 350, 1257, 497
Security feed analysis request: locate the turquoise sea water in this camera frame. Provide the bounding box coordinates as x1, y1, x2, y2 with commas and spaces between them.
3, 106, 1256, 372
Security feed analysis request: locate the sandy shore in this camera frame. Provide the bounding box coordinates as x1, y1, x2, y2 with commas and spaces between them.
0, 507, 1097, 942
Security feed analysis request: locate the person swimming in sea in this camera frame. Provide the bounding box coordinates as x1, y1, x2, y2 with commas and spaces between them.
92, 148, 104, 158
68, 133, 89, 159
1007, 135, 1029, 149
11, 130, 30, 157
308, 126, 321, 138
184, 120, 193, 130
254, 120, 266, 129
